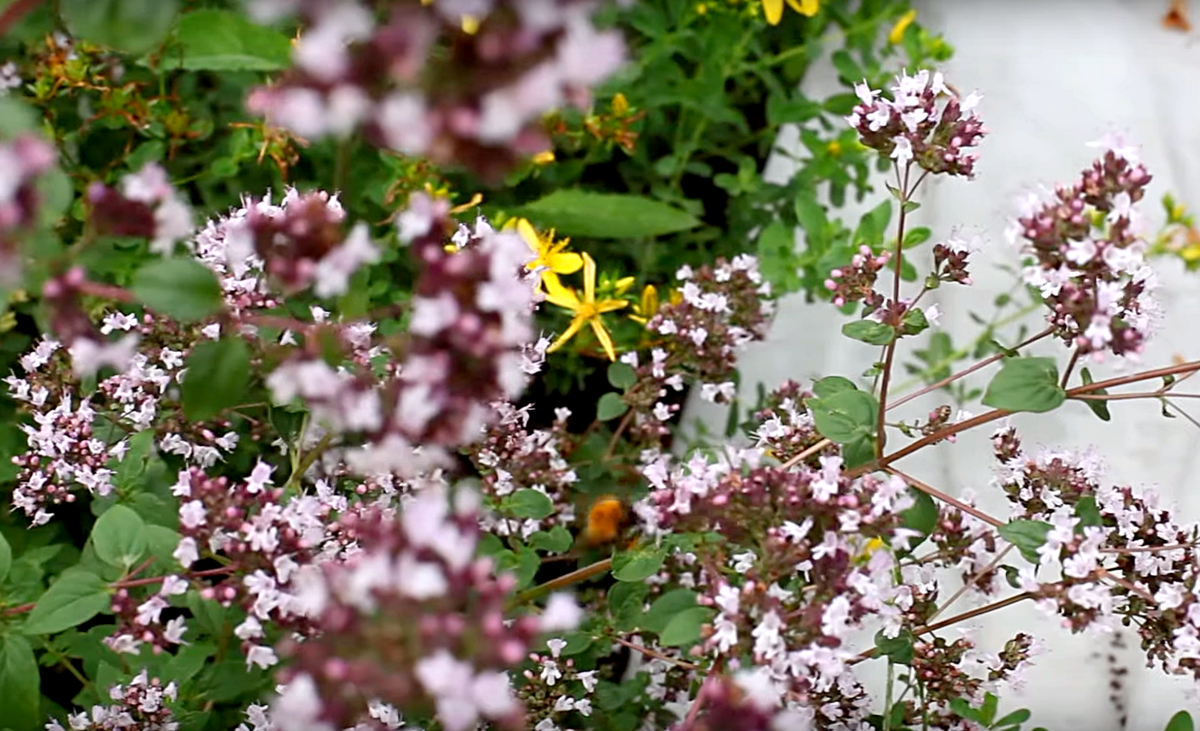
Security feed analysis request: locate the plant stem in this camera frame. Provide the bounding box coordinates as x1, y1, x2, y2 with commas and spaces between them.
285, 432, 334, 491
875, 163, 914, 459
1060, 346, 1082, 388
507, 557, 612, 610
914, 592, 1034, 635
0, 0, 43, 39
883, 661, 896, 731
1073, 391, 1200, 401
886, 467, 1004, 528
612, 635, 699, 671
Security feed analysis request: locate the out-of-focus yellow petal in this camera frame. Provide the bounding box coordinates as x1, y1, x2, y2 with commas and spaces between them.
762, 0, 783, 24
613, 276, 636, 297
612, 93, 629, 115
793, 0, 819, 16
888, 8, 917, 44
449, 192, 484, 214
547, 251, 583, 275
532, 150, 556, 165
596, 299, 629, 314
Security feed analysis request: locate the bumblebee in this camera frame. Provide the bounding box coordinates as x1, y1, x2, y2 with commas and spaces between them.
581, 493, 637, 549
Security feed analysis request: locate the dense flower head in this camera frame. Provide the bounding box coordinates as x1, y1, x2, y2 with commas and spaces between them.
264, 482, 580, 731
46, 671, 180, 731
992, 425, 1200, 682
824, 244, 889, 309
469, 401, 579, 541
245, 0, 626, 181
1011, 133, 1158, 358
846, 69, 986, 178
87, 163, 194, 256
750, 380, 838, 466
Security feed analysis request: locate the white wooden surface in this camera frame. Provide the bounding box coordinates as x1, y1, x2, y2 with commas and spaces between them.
683, 1, 1200, 727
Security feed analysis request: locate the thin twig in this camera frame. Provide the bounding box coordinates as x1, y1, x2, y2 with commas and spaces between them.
886, 468, 1004, 528
1073, 391, 1200, 401
928, 545, 1015, 623
612, 636, 699, 671
507, 557, 613, 609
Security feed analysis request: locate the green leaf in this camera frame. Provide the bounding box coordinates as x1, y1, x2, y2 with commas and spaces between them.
90, 505, 147, 570
60, 0, 180, 55
165, 9, 292, 71
0, 634, 39, 730
131, 258, 223, 322
607, 581, 647, 631
995, 708, 1033, 728
900, 307, 929, 337
181, 338, 250, 421
612, 545, 666, 582
902, 226, 933, 249
23, 569, 110, 635
1078, 367, 1111, 421
658, 606, 715, 648
607, 362, 637, 390
808, 390, 878, 444
495, 546, 539, 589
1074, 496, 1103, 530
113, 429, 155, 490
812, 376, 858, 399
518, 191, 701, 239
508, 489, 554, 520
979, 692, 999, 726
842, 320, 895, 346
1166, 711, 1195, 731
597, 392, 629, 421
641, 589, 698, 634
164, 642, 216, 685
874, 629, 914, 665
998, 520, 1053, 564
842, 435, 875, 469
528, 526, 573, 554
547, 632, 593, 657
852, 200, 892, 248
0, 531, 11, 584
981, 357, 1065, 413
899, 489, 937, 554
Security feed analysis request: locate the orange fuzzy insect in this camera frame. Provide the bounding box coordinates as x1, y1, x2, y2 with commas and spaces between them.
582, 494, 634, 548
1164, 0, 1192, 32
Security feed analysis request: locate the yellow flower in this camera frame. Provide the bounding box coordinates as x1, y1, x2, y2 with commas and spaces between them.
628, 284, 660, 325
531, 150, 556, 165
762, 0, 818, 25
888, 8, 917, 44
508, 218, 583, 278
612, 93, 629, 116
542, 253, 629, 361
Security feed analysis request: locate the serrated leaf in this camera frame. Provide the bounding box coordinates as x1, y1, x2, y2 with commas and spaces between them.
91, 504, 147, 570
165, 9, 292, 71
597, 392, 629, 421
131, 258, 223, 322
181, 338, 250, 421
23, 569, 110, 635
842, 320, 895, 346
658, 606, 714, 647
518, 191, 701, 239
998, 520, 1053, 564
982, 357, 1065, 413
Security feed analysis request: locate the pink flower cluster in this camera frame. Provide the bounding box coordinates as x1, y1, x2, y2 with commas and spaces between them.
620, 256, 773, 444
245, 0, 625, 181
751, 380, 837, 466
264, 483, 581, 731
0, 131, 57, 289
87, 163, 194, 256
824, 244, 889, 309
46, 671, 179, 731
1011, 133, 1158, 358
993, 426, 1200, 682
846, 69, 986, 178
218, 188, 379, 300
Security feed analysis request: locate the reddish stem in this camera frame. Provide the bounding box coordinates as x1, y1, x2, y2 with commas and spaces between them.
0, 0, 43, 39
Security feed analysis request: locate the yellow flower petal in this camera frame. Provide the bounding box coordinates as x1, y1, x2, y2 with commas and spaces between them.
542, 271, 582, 310
596, 299, 629, 314
547, 251, 583, 275
582, 252, 597, 303
762, 0, 783, 24
547, 317, 587, 353
590, 319, 618, 361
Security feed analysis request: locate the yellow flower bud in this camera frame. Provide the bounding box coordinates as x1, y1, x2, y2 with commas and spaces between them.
531, 150, 556, 165
612, 93, 629, 116
888, 8, 917, 45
